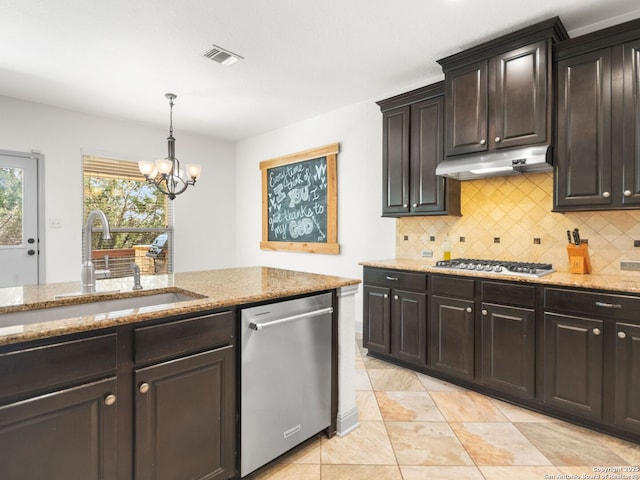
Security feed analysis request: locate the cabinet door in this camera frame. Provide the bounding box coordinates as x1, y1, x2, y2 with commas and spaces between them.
614, 322, 640, 434
429, 296, 475, 381
391, 289, 427, 366
410, 96, 448, 214
382, 106, 410, 215
544, 313, 603, 420
135, 346, 235, 480
622, 39, 640, 206
555, 48, 613, 209
494, 41, 548, 150
363, 285, 391, 355
481, 303, 535, 399
0, 377, 117, 480
444, 60, 489, 157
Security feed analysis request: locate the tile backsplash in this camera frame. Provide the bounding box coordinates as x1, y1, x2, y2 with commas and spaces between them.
396, 172, 640, 275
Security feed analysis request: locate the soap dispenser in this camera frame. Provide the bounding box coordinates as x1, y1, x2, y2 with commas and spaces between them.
443, 235, 451, 261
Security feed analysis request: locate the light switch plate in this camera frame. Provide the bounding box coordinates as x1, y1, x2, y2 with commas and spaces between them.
620, 260, 640, 271
421, 249, 433, 257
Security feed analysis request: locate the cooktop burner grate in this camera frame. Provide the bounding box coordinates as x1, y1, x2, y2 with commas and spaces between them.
434, 258, 555, 278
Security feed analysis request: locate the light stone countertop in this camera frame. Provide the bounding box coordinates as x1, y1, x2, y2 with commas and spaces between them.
360, 258, 640, 294
0, 267, 360, 346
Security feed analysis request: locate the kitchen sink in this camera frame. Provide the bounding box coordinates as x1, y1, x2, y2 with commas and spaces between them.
0, 291, 202, 328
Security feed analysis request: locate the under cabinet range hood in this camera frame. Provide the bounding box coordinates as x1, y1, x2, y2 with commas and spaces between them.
435, 145, 552, 181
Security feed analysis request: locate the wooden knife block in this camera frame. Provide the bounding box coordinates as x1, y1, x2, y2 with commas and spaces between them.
567, 243, 592, 274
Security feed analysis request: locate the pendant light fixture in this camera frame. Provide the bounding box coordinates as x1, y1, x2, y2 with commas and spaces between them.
138, 93, 202, 200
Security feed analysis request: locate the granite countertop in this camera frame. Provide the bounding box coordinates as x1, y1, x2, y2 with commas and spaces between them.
0, 267, 360, 346
360, 258, 640, 294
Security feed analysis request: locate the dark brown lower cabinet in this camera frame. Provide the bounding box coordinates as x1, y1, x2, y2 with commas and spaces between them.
363, 284, 391, 355
429, 295, 475, 381
615, 322, 640, 433
135, 346, 235, 480
391, 289, 427, 366
481, 303, 535, 399
0, 377, 117, 480
543, 313, 603, 420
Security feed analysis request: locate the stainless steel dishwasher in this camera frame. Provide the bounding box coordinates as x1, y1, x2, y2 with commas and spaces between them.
240, 292, 333, 477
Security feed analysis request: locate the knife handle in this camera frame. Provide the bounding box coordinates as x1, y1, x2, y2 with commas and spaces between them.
567, 230, 572, 244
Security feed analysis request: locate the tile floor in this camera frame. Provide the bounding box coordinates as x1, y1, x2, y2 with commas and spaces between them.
246, 336, 640, 480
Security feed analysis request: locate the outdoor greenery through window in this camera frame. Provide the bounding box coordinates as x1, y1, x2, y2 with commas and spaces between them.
0, 167, 23, 246
82, 155, 173, 278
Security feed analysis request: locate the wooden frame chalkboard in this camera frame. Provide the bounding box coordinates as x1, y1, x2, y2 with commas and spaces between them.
260, 143, 340, 254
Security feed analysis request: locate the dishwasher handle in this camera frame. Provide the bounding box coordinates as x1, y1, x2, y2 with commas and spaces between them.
248, 306, 333, 331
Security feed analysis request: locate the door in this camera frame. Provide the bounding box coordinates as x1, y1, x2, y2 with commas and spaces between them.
391, 289, 427, 366
429, 295, 475, 381
0, 377, 117, 480
481, 303, 535, 398
543, 313, 603, 420
493, 40, 548, 150
444, 60, 488, 157
555, 48, 613, 209
622, 39, 640, 206
614, 322, 640, 434
135, 346, 235, 480
382, 106, 410, 215
0, 152, 39, 287
363, 284, 391, 355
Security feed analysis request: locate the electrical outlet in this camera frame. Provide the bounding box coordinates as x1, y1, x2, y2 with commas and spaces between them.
620, 260, 640, 271
421, 249, 433, 258
48, 218, 62, 229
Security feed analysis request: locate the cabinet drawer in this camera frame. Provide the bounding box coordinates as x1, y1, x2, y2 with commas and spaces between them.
544, 288, 640, 322
134, 310, 234, 364
363, 268, 427, 291
431, 275, 475, 298
482, 281, 535, 307
0, 333, 117, 401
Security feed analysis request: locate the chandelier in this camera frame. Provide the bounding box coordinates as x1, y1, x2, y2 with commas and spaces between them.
138, 93, 202, 200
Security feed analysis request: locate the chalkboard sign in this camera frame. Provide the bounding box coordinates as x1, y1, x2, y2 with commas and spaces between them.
260, 143, 339, 254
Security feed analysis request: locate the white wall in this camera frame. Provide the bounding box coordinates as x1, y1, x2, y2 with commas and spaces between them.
0, 95, 236, 283
234, 100, 397, 329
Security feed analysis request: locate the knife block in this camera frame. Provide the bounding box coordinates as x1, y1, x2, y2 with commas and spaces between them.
567, 242, 592, 274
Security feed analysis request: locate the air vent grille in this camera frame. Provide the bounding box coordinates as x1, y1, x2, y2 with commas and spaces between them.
203, 45, 243, 66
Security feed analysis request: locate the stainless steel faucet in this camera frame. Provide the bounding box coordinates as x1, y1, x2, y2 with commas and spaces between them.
130, 262, 143, 290
81, 209, 112, 294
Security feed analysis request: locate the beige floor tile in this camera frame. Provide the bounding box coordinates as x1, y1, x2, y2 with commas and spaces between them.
321, 421, 396, 465
356, 391, 382, 421
430, 391, 508, 422
416, 373, 465, 392
479, 466, 563, 479
321, 465, 403, 480
277, 436, 321, 464
354, 368, 372, 391
375, 391, 445, 421
248, 463, 320, 480
600, 435, 640, 465
557, 466, 610, 476
354, 352, 365, 369
385, 421, 475, 466
490, 398, 557, 423
515, 422, 628, 466
362, 355, 403, 369
367, 369, 425, 391
451, 422, 552, 466
401, 466, 485, 479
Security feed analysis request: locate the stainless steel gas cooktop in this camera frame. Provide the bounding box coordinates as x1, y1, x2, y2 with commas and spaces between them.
434, 258, 555, 278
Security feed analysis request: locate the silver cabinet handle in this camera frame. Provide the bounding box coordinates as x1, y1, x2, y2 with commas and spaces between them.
403, 204, 408, 208
482, 309, 488, 316
249, 306, 333, 331
104, 394, 116, 406
618, 331, 627, 339
466, 307, 473, 313
385, 276, 399, 281
479, 139, 486, 145
593, 328, 601, 336
412, 203, 418, 208
624, 190, 632, 197
495, 136, 501, 143
602, 191, 611, 198
139, 382, 150, 394
394, 295, 399, 300
383, 294, 388, 299
595, 301, 622, 309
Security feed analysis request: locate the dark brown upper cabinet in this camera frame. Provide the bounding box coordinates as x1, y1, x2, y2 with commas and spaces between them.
377, 82, 461, 217
438, 17, 568, 158
554, 18, 640, 211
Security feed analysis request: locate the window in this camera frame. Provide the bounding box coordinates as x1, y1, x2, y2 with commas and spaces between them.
82, 155, 173, 277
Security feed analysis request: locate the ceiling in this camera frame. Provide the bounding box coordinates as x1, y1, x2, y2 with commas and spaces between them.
1, 0, 639, 142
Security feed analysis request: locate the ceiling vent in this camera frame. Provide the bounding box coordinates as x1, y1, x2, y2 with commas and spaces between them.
203, 45, 243, 66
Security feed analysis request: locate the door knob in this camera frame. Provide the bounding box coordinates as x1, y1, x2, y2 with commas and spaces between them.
593, 328, 601, 336
479, 139, 486, 145
495, 136, 501, 143
104, 394, 116, 406
394, 295, 399, 300
27, 238, 35, 244
482, 309, 488, 316
618, 331, 627, 339
412, 203, 418, 208
466, 307, 473, 313
139, 382, 150, 394
27, 250, 36, 256
602, 191, 610, 198
624, 190, 632, 197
